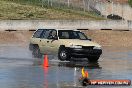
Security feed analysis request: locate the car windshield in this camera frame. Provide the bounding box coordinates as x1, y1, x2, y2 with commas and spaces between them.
58, 30, 88, 40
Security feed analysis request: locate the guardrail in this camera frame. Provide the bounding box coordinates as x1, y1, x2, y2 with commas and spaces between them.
0, 20, 132, 31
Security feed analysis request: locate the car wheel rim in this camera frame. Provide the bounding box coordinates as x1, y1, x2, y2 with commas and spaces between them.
60, 51, 67, 59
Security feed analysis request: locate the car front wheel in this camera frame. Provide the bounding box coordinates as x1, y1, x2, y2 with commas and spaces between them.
87, 56, 99, 62
58, 48, 70, 61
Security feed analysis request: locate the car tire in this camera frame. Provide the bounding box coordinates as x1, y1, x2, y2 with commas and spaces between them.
32, 45, 42, 58
87, 56, 99, 62
58, 47, 70, 61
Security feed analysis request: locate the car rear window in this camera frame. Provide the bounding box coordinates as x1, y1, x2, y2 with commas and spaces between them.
33, 29, 43, 38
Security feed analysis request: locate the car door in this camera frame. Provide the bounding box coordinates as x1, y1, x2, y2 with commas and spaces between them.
39, 29, 53, 54
46, 29, 60, 55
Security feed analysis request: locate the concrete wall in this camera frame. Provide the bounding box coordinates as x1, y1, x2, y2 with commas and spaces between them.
0, 20, 132, 31
95, 3, 132, 20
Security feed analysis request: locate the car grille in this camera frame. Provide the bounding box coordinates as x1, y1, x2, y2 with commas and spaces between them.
82, 46, 94, 50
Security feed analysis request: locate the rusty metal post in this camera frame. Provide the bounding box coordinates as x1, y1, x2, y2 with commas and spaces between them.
83, 0, 86, 12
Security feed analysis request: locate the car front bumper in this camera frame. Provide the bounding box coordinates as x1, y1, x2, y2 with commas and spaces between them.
66, 47, 102, 58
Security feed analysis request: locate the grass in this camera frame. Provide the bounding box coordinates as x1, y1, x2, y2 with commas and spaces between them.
0, 0, 105, 20
128, 0, 132, 7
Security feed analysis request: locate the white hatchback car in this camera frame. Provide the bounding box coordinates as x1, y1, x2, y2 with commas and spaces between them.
29, 29, 102, 62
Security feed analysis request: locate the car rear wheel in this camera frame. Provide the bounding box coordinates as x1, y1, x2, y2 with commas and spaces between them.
29, 43, 33, 51
87, 56, 99, 62
58, 47, 70, 61
32, 45, 42, 58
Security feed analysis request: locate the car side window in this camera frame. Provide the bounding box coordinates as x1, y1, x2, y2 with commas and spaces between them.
40, 29, 46, 38
48, 30, 57, 39
59, 31, 69, 39
42, 30, 52, 39
33, 29, 43, 38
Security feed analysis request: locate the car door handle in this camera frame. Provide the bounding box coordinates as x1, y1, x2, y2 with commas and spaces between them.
47, 41, 49, 43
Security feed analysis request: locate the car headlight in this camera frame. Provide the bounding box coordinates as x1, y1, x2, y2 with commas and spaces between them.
93, 46, 101, 49
70, 45, 82, 48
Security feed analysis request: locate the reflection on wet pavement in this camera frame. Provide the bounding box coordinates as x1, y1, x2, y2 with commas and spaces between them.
58, 61, 101, 69
0, 45, 132, 88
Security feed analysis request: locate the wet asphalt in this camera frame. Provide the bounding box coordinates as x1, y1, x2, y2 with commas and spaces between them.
0, 44, 132, 88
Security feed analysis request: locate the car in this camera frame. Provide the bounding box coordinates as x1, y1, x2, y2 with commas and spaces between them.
29, 29, 102, 62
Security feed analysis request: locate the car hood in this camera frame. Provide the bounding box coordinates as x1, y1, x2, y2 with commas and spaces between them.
60, 39, 101, 47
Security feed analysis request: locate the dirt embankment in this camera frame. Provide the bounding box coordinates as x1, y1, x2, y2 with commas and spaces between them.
112, 0, 128, 3
0, 30, 132, 48
85, 30, 132, 47
0, 31, 33, 45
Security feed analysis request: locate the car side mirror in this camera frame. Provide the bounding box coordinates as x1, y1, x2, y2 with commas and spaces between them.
88, 38, 92, 41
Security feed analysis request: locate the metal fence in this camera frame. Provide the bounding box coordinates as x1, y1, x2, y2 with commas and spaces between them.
6, 0, 99, 12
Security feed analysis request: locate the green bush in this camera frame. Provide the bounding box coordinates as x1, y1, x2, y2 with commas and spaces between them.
128, 0, 132, 7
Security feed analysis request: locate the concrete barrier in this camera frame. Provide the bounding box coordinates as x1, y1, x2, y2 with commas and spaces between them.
95, 3, 132, 20
0, 20, 132, 31
128, 21, 132, 30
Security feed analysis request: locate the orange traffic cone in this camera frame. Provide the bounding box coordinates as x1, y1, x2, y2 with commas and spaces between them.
42, 54, 49, 67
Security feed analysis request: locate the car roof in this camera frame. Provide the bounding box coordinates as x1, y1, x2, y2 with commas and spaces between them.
37, 28, 79, 31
